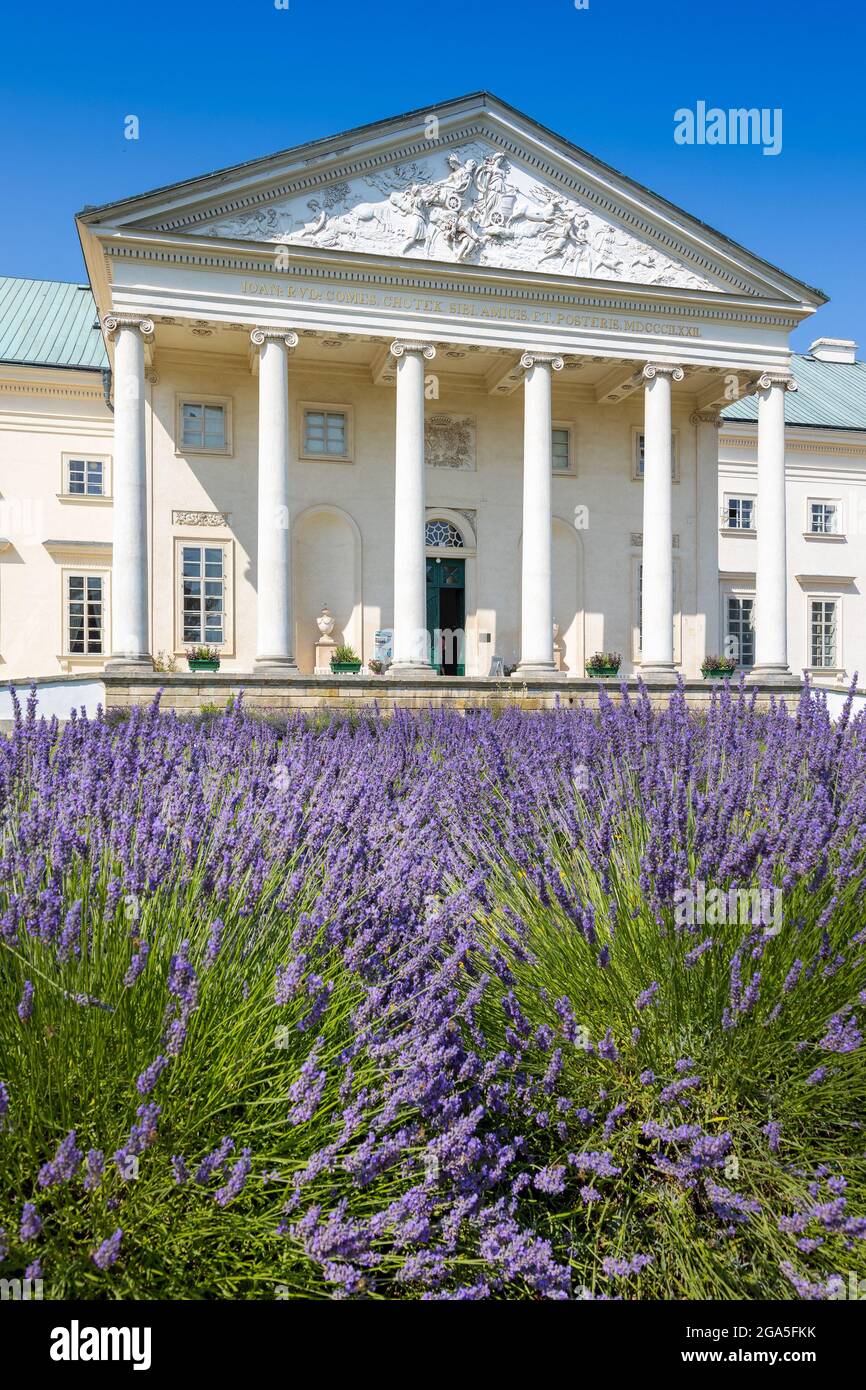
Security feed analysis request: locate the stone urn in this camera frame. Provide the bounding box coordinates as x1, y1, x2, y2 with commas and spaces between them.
314, 606, 337, 675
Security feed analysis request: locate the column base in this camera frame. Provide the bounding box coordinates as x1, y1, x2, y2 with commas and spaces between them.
389, 662, 437, 680
638, 664, 679, 684
745, 666, 800, 687
512, 663, 565, 680
254, 657, 300, 675
104, 655, 154, 674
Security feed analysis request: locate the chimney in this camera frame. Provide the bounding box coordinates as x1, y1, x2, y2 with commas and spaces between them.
809, 338, 858, 364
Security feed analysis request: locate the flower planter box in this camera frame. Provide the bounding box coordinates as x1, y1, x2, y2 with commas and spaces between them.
188, 659, 221, 673
331, 661, 362, 674
702, 668, 734, 681
586, 666, 620, 679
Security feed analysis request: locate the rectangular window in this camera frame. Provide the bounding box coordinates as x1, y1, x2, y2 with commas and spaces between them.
181, 544, 225, 646
303, 409, 347, 458
726, 594, 755, 667
634, 431, 678, 481
552, 426, 571, 473
66, 457, 105, 496
725, 496, 755, 530
809, 501, 839, 535
634, 557, 680, 661
181, 401, 226, 451
810, 599, 837, 668
67, 574, 104, 655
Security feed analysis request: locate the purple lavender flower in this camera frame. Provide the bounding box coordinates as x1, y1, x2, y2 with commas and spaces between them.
17, 980, 34, 1022
92, 1228, 123, 1270
124, 940, 150, 987
534, 1165, 566, 1194
38, 1130, 83, 1187
20, 1202, 42, 1241
214, 1148, 252, 1206
114, 1103, 161, 1179
24, 1259, 42, 1281
0, 1080, 8, 1131
195, 1136, 235, 1184
819, 1010, 862, 1054
763, 1121, 782, 1153
635, 982, 659, 1011
204, 918, 225, 969
601, 1253, 653, 1278
806, 1067, 828, 1086
171, 1155, 189, 1185
136, 1054, 169, 1096
83, 1149, 104, 1192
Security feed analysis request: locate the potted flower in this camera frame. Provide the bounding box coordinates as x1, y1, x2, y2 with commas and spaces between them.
701, 654, 736, 680
330, 644, 362, 675
586, 651, 621, 678
186, 645, 221, 673
368, 658, 385, 675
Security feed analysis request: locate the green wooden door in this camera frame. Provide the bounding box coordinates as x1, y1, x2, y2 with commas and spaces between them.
426, 557, 465, 675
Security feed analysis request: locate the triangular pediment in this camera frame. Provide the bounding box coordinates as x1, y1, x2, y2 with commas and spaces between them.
79, 94, 826, 307
196, 136, 726, 291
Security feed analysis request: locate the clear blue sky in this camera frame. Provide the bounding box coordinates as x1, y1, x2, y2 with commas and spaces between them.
3, 0, 863, 352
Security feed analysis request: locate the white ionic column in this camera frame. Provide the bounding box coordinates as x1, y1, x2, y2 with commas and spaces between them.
390, 339, 436, 677
515, 351, 564, 677
640, 362, 683, 680
103, 313, 154, 671
692, 410, 721, 674
749, 370, 797, 683
251, 328, 299, 672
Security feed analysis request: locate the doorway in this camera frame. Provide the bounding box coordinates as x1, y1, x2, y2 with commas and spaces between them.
426, 556, 465, 675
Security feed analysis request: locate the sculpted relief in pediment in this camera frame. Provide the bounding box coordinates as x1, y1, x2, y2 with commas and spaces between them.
201, 141, 718, 290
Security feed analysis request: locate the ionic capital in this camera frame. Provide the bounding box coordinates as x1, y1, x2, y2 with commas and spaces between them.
519, 351, 564, 372
102, 313, 154, 340
690, 410, 722, 427
390, 340, 437, 361
250, 327, 299, 350
757, 370, 798, 393
643, 362, 685, 383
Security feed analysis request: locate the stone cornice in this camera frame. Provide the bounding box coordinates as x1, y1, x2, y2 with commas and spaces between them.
102, 242, 800, 329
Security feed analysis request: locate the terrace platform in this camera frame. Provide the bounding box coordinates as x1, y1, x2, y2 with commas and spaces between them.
98, 672, 807, 717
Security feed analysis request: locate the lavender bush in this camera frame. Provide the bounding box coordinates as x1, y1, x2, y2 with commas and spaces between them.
0, 681, 864, 1299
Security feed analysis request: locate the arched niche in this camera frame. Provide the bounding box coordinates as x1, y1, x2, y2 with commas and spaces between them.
293, 504, 363, 674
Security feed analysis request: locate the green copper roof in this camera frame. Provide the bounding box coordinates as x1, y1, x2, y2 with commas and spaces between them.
0, 277, 107, 370
722, 353, 866, 431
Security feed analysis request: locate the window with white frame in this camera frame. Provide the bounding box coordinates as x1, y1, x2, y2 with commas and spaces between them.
724, 495, 755, 531
552, 426, 572, 473
809, 598, 838, 669
180, 544, 227, 647
808, 500, 840, 536
64, 456, 107, 497
633, 430, 679, 481
66, 573, 105, 655
725, 593, 755, 667
302, 407, 350, 460
177, 398, 230, 453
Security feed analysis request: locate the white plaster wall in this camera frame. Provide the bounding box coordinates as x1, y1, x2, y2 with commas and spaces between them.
719, 425, 866, 686
0, 370, 113, 679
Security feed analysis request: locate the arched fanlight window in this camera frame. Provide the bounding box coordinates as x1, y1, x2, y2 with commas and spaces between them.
425, 519, 464, 549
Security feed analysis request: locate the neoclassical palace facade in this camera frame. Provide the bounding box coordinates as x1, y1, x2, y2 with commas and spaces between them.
2, 93, 865, 696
